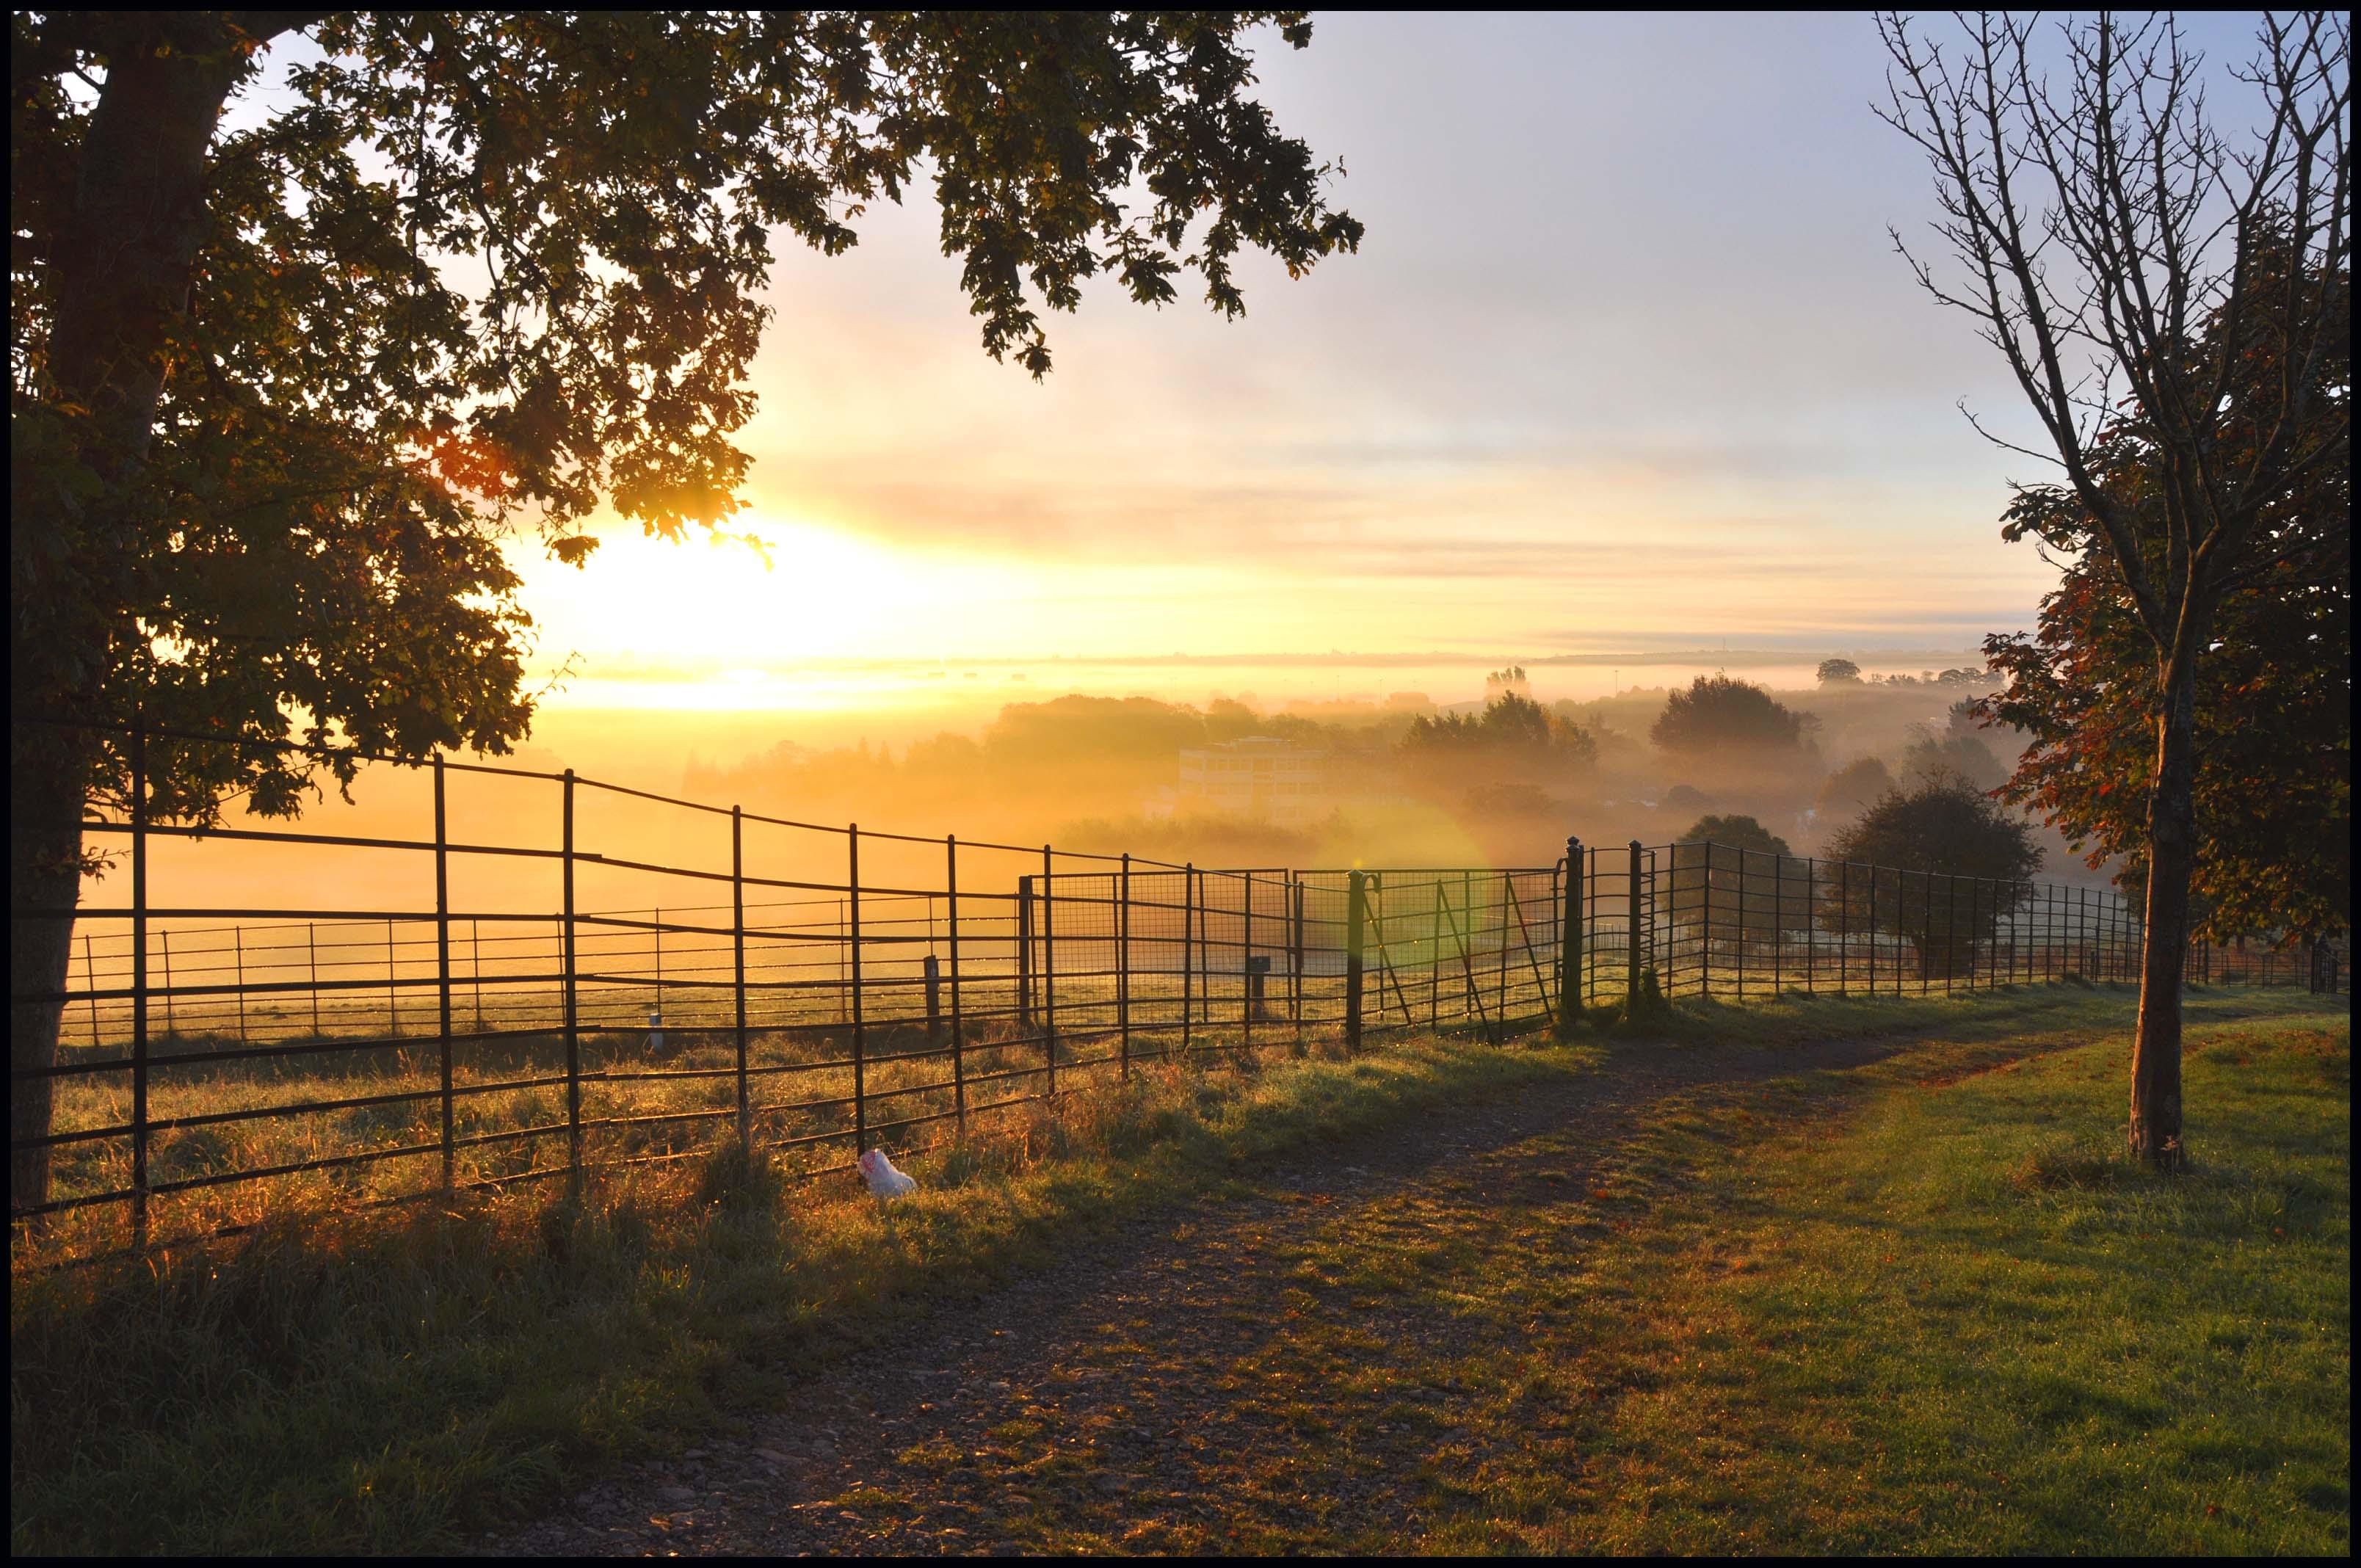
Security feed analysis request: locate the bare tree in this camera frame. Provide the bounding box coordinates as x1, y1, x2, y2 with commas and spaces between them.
1875, 11, 2350, 1168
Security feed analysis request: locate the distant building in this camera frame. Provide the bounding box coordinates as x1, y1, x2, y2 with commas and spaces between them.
1176, 736, 1330, 824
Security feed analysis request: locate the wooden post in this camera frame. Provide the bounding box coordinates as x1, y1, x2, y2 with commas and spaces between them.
161, 929, 175, 1039
387, 918, 398, 1037
1556, 837, 1583, 1039
435, 755, 454, 1193
308, 922, 322, 1036
1344, 871, 1367, 1053
233, 925, 248, 1043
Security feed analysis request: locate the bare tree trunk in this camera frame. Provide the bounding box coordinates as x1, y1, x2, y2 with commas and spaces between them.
2128, 658, 2199, 1170
10, 18, 248, 1215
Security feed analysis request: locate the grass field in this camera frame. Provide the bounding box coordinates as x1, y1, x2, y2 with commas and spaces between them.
1291, 990, 2352, 1554
10, 982, 2349, 1554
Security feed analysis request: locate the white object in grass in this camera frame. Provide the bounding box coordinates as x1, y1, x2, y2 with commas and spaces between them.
857, 1149, 917, 1200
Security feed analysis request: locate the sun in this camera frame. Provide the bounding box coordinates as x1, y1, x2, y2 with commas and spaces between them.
510, 515, 1037, 673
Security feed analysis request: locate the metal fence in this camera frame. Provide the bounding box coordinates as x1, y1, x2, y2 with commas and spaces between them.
10, 721, 2344, 1260
1570, 837, 2346, 1004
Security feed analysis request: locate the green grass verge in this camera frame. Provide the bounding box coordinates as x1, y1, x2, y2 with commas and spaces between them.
10, 983, 2347, 1554
1363, 988, 2349, 1553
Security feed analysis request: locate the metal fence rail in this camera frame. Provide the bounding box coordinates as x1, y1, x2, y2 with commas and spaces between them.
1567, 836, 2346, 1007
10, 722, 2344, 1263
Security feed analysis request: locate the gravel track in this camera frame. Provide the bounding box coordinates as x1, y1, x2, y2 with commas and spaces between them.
490, 1032, 1946, 1556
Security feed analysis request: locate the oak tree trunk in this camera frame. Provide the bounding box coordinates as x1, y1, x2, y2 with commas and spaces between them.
10, 18, 247, 1214
2128, 653, 2199, 1170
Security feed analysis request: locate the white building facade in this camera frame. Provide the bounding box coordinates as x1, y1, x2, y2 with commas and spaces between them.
1175, 736, 1330, 824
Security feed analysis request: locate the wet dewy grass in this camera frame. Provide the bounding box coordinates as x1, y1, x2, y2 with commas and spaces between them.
12, 1019, 1582, 1554
10, 984, 2348, 1554
1269, 989, 2349, 1555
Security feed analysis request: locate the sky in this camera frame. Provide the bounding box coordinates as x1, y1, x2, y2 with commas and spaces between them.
275, 12, 2275, 724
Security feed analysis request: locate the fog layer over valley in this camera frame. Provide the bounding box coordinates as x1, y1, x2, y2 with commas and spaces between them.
94, 656, 2117, 929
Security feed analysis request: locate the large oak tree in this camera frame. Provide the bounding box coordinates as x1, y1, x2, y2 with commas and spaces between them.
10, 10, 1362, 1211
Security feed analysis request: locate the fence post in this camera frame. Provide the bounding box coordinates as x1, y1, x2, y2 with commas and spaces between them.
471, 918, 484, 1032
161, 929, 175, 1039
1917, 868, 1936, 992
1771, 853, 1782, 996
946, 835, 965, 1132
1496, 870, 1512, 1025
387, 918, 398, 1037
308, 922, 322, 1035
234, 925, 248, 1044
1040, 845, 1056, 1095
1429, 880, 1444, 1028
1962, 876, 1976, 992
131, 715, 150, 1249
1700, 844, 1713, 1000
1344, 871, 1367, 1053
1867, 865, 1878, 994
924, 952, 943, 1044
1556, 837, 1583, 1038
562, 770, 581, 1185
1117, 853, 1131, 1081
1626, 841, 1645, 1012
1805, 858, 1816, 995
83, 932, 101, 1050
849, 825, 867, 1152
1182, 863, 1195, 1054
733, 807, 750, 1160
1015, 873, 1033, 1031
1291, 876, 1306, 1034
1735, 846, 1747, 1001
435, 755, 454, 1194
1462, 869, 1476, 1023
1243, 871, 1256, 1048
1838, 860, 1849, 995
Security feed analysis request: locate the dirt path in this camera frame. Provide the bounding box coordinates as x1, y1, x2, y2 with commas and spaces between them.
490, 1031, 1970, 1556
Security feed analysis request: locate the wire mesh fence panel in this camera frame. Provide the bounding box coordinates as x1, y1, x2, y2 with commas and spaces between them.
14, 718, 2343, 1263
